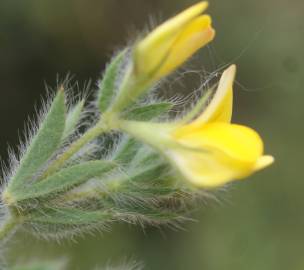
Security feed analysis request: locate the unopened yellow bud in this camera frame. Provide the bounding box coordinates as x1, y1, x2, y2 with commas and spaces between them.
134, 1, 215, 80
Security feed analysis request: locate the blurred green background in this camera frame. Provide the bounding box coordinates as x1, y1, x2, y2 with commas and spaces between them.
1, 0, 303, 269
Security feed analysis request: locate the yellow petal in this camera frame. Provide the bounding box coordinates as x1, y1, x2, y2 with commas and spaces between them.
191, 65, 236, 127
168, 148, 243, 187
170, 122, 270, 187
156, 15, 215, 78
176, 122, 263, 163
254, 155, 274, 170
134, 2, 210, 77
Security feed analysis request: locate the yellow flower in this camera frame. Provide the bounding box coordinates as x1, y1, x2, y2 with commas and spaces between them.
134, 1, 215, 81
120, 65, 274, 188
167, 65, 273, 187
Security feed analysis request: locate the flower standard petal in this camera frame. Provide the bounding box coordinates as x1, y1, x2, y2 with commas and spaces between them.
190, 65, 236, 128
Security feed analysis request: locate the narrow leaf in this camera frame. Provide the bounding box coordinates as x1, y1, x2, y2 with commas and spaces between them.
28, 207, 112, 225
13, 262, 64, 270
129, 146, 160, 168
124, 102, 173, 121
113, 136, 141, 164
8, 90, 66, 191
114, 137, 161, 166
128, 163, 168, 183
63, 99, 84, 139
16, 160, 116, 200
98, 50, 126, 112
114, 205, 183, 224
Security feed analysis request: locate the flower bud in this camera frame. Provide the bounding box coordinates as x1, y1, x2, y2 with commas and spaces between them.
134, 1, 215, 81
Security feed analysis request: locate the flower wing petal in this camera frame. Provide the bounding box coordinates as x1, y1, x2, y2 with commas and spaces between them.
170, 122, 273, 187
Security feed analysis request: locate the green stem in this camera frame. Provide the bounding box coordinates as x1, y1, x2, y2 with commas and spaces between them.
0, 217, 18, 243
42, 121, 109, 178
108, 69, 152, 114
118, 120, 175, 151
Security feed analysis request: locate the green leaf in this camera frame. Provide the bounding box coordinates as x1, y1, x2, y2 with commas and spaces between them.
124, 102, 173, 121
15, 160, 116, 201
113, 137, 159, 167
13, 266, 53, 270
128, 163, 168, 183
8, 90, 66, 191
12, 260, 66, 270
28, 207, 112, 225
98, 49, 126, 112
63, 99, 84, 139
113, 136, 141, 164
129, 146, 160, 168
114, 204, 182, 224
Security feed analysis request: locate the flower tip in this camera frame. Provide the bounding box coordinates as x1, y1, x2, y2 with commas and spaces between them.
58, 85, 65, 92
224, 64, 237, 79
183, 2, 209, 16
255, 155, 274, 170
194, 1, 209, 12
207, 26, 216, 41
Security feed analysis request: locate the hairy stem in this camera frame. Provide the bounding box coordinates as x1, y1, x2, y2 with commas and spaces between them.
42, 121, 109, 178
107, 69, 152, 114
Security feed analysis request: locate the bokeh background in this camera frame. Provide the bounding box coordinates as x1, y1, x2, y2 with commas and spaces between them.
1, 0, 303, 269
